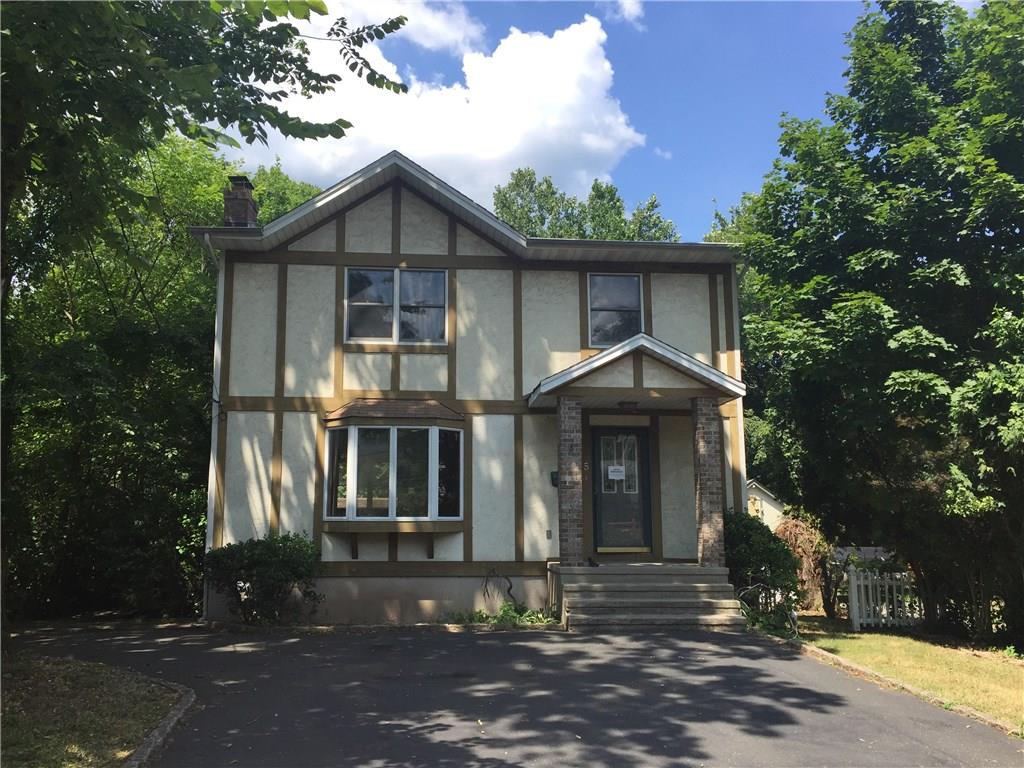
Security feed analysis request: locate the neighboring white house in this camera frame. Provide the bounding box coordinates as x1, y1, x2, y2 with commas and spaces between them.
191, 151, 748, 624
747, 479, 785, 531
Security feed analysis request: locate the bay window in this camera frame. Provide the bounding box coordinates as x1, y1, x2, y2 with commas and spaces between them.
326, 426, 463, 520
345, 267, 446, 344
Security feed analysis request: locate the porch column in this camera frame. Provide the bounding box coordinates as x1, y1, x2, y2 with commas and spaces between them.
692, 397, 725, 567
557, 395, 584, 566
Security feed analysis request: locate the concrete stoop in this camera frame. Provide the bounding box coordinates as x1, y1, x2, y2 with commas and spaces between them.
549, 563, 746, 631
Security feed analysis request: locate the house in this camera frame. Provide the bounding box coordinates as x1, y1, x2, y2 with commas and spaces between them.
191, 151, 748, 627
746, 479, 785, 531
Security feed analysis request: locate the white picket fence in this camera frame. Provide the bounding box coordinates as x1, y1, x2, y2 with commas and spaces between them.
847, 566, 922, 631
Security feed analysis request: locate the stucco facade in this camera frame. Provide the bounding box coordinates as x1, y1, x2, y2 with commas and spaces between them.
195, 152, 747, 623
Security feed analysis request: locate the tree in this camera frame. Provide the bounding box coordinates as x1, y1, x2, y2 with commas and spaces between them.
718, 1, 1024, 641
0, 2, 407, 600
251, 161, 322, 224
3, 137, 322, 617
493, 168, 678, 241
1, 0, 407, 304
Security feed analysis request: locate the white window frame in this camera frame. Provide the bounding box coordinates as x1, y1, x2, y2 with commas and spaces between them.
587, 272, 644, 348
324, 425, 464, 521
343, 267, 448, 346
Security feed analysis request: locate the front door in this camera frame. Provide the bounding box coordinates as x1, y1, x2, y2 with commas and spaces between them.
592, 428, 652, 554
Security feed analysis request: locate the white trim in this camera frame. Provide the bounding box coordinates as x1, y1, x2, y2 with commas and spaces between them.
586, 272, 644, 349
344, 267, 449, 346
527, 333, 746, 407
323, 425, 464, 522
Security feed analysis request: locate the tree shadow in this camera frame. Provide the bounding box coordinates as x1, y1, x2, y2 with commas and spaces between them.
10, 623, 855, 767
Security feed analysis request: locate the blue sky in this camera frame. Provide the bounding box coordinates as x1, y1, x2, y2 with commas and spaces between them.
229, 1, 867, 240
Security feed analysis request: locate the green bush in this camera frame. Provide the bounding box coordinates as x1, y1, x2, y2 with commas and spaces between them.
725, 512, 800, 630
205, 533, 322, 625
445, 601, 555, 627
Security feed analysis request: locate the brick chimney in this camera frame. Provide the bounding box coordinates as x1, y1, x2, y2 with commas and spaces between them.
223, 176, 259, 227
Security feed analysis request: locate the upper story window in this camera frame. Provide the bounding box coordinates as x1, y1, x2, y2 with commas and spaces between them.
588, 273, 642, 347
346, 268, 446, 344
325, 426, 463, 520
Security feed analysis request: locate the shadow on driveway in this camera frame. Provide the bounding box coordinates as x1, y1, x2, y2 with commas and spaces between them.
12, 623, 1022, 767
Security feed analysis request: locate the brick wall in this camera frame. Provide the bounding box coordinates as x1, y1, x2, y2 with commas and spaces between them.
557, 396, 584, 566
693, 397, 725, 567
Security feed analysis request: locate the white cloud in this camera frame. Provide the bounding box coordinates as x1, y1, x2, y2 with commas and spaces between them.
606, 0, 644, 29
224, 10, 644, 210
341, 0, 484, 55
653, 146, 672, 161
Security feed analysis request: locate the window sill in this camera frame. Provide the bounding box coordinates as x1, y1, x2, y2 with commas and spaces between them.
343, 341, 448, 354
322, 519, 464, 534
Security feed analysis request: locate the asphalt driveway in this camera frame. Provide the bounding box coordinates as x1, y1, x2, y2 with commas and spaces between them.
13, 623, 1023, 767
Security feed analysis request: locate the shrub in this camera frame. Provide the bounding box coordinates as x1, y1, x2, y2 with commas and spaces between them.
725, 511, 800, 630
205, 533, 322, 625
445, 601, 555, 627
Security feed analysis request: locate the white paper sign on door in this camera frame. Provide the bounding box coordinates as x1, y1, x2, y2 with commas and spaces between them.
607, 465, 626, 481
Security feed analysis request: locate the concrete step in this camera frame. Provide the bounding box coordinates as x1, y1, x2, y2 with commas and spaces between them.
553, 564, 730, 577
562, 582, 736, 595
564, 598, 742, 614
567, 612, 747, 629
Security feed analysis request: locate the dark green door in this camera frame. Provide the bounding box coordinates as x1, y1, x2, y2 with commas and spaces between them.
592, 427, 652, 553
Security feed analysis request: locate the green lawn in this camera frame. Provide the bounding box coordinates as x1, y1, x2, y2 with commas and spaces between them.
799, 616, 1024, 734
1, 650, 178, 768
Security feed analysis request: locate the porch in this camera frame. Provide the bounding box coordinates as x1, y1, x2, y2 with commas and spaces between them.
529, 334, 748, 628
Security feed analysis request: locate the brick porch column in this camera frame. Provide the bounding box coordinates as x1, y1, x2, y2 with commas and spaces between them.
693, 397, 725, 567
557, 395, 584, 566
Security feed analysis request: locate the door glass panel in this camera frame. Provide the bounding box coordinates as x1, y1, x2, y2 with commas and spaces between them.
623, 435, 638, 494
600, 436, 617, 493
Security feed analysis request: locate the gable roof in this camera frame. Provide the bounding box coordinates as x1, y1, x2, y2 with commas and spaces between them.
526, 333, 745, 407
191, 151, 736, 265
746, 479, 780, 501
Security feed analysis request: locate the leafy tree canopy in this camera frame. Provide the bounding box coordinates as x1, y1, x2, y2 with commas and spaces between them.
493, 168, 679, 241
715, 0, 1023, 641
3, 136, 322, 617
251, 160, 321, 224
0, 0, 406, 299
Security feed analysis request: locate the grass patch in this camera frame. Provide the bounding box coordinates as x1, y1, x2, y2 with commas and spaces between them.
798, 615, 1024, 734
1, 650, 178, 768
445, 601, 557, 628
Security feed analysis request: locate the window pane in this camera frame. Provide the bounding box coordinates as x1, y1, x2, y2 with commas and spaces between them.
348, 305, 393, 339
356, 429, 390, 517
396, 429, 429, 517
399, 307, 445, 342
590, 275, 640, 310
438, 430, 461, 517
590, 310, 641, 346
348, 269, 393, 304
331, 429, 348, 516
400, 270, 445, 306
623, 435, 638, 494
601, 435, 617, 494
